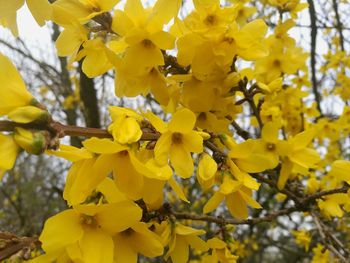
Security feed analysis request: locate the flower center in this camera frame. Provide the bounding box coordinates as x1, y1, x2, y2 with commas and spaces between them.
80, 215, 99, 228
273, 59, 281, 68
204, 14, 218, 26
121, 228, 135, 237
266, 143, 276, 152
141, 39, 155, 49
172, 132, 183, 144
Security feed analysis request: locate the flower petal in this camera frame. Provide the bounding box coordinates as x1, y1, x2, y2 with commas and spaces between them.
168, 108, 196, 133
40, 209, 83, 253
170, 144, 194, 179
79, 229, 114, 263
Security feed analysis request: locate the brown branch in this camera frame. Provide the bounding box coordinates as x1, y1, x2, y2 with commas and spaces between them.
332, 0, 345, 51
172, 206, 299, 226
0, 232, 40, 261
307, 0, 323, 115
302, 184, 349, 205
311, 211, 348, 262
230, 119, 251, 140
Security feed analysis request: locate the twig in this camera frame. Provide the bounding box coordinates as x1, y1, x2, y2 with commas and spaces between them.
311, 211, 348, 262
307, 0, 323, 115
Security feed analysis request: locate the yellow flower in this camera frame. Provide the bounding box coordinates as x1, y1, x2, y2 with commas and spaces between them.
204, 237, 239, 263
0, 134, 18, 180
114, 222, 164, 262
76, 38, 116, 78
277, 128, 320, 189
0, 53, 35, 116
108, 106, 143, 144
82, 137, 171, 201
0, 0, 51, 36
38, 202, 142, 262
317, 193, 348, 218
311, 244, 330, 263
147, 108, 204, 178
110, 0, 181, 96
228, 139, 274, 175
292, 230, 311, 251
110, 0, 180, 68
55, 22, 88, 59
165, 223, 208, 263
327, 160, 350, 184
253, 122, 290, 168
203, 176, 262, 219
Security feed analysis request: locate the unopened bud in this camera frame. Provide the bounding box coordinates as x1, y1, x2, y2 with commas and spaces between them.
13, 127, 47, 155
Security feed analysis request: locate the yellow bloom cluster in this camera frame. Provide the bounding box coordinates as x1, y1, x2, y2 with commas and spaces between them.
1, 0, 350, 262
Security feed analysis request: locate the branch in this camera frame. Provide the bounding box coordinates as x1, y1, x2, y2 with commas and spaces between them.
307, 0, 323, 115
172, 206, 299, 226
332, 0, 345, 51
311, 211, 348, 262
0, 232, 40, 261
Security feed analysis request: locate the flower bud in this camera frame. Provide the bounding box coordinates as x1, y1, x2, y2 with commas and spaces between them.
13, 128, 47, 155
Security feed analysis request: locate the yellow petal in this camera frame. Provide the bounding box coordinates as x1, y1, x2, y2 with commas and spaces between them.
239, 190, 262, 209
182, 131, 203, 153
99, 0, 120, 11
123, 40, 164, 68
124, 0, 145, 22
175, 224, 205, 236
184, 235, 208, 252
113, 151, 144, 200
291, 128, 315, 151
80, 229, 113, 263
226, 192, 248, 219
96, 177, 128, 203
170, 235, 189, 263
144, 110, 167, 133
0, 0, 24, 18
97, 202, 142, 234
114, 234, 138, 263
262, 122, 279, 143
277, 158, 293, 189
56, 24, 88, 57
328, 160, 350, 183
149, 31, 175, 50
147, 0, 181, 31
26, 0, 52, 26
203, 191, 224, 214
168, 108, 196, 133
154, 132, 172, 165
0, 134, 18, 175
40, 209, 83, 252
83, 138, 127, 154
1, 12, 19, 37
168, 177, 189, 203
45, 144, 93, 162
112, 10, 134, 36
170, 144, 194, 179
289, 148, 320, 169
129, 222, 164, 257
7, 106, 49, 123
0, 53, 33, 115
